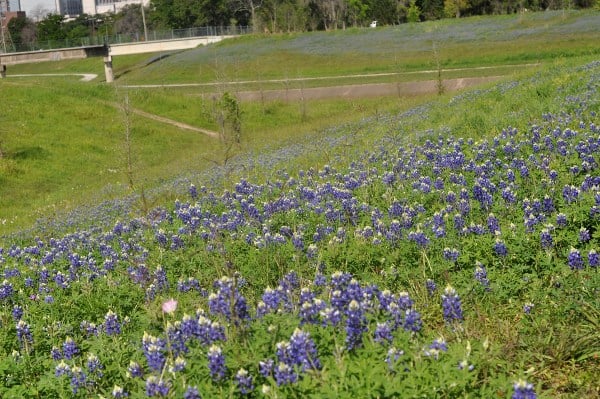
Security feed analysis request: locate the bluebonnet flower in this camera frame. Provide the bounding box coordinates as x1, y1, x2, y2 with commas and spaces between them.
69, 366, 87, 394
0, 279, 14, 300
104, 310, 122, 335
487, 213, 500, 234
11, 305, 23, 321
494, 238, 508, 257
142, 332, 166, 372
209, 276, 250, 323
568, 248, 584, 270
259, 359, 274, 378
556, 213, 568, 227
111, 385, 128, 398
55, 360, 70, 377
62, 337, 79, 360
207, 344, 226, 381
345, 300, 367, 351
320, 306, 342, 326
235, 368, 254, 395
578, 227, 590, 243
408, 230, 429, 247
540, 228, 553, 249
145, 376, 170, 397
51, 346, 62, 360
385, 347, 403, 371
443, 247, 460, 262
80, 321, 99, 337
441, 285, 463, 323
424, 338, 448, 360
425, 279, 437, 296
86, 353, 103, 377
274, 362, 297, 386
183, 386, 201, 399
127, 361, 144, 378
189, 184, 198, 200
512, 379, 537, 399
588, 250, 599, 267
403, 309, 422, 332
523, 302, 534, 314
374, 322, 393, 344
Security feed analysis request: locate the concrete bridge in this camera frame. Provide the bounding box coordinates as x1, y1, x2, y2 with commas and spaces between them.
0, 35, 233, 82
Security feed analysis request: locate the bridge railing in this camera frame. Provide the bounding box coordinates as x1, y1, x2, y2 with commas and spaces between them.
2, 26, 251, 54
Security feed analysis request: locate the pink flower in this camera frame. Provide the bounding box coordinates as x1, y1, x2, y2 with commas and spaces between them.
162, 298, 178, 314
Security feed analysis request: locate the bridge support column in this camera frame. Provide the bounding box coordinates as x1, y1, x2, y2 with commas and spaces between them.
0, 65, 6, 79
104, 56, 114, 83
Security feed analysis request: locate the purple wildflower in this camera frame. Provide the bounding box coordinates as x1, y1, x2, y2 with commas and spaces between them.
512, 379, 537, 399
207, 344, 226, 382
235, 368, 254, 395
441, 285, 463, 324
568, 247, 584, 269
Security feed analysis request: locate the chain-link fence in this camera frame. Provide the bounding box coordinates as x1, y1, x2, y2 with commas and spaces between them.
4, 25, 251, 53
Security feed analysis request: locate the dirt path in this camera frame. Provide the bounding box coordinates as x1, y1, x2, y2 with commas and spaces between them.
104, 101, 220, 138
232, 76, 504, 102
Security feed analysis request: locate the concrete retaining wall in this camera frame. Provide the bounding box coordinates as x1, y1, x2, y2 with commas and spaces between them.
109, 36, 232, 56
0, 46, 107, 65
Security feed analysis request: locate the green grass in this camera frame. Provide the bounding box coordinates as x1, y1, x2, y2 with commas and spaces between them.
1, 10, 600, 235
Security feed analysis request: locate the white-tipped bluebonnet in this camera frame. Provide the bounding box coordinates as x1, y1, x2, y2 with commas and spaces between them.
274, 362, 297, 386
183, 386, 201, 399
441, 285, 463, 324
142, 332, 166, 372
474, 262, 490, 289
127, 361, 144, 378
374, 322, 393, 344
169, 356, 186, 373
86, 353, 103, 378
568, 247, 584, 270
103, 310, 122, 336
578, 227, 591, 243
207, 344, 226, 382
112, 385, 128, 398
523, 302, 534, 314
345, 300, 367, 351
588, 249, 599, 267
443, 247, 460, 262
62, 336, 79, 360
494, 238, 508, 257
145, 375, 170, 397
424, 338, 448, 360
512, 379, 536, 399
540, 228, 553, 249
235, 368, 254, 395
55, 360, 70, 377
69, 366, 87, 394
0, 279, 14, 300
11, 305, 23, 321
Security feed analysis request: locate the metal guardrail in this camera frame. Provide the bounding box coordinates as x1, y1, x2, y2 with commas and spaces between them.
2, 26, 251, 53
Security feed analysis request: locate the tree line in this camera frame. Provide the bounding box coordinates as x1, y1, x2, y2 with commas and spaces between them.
7, 0, 599, 50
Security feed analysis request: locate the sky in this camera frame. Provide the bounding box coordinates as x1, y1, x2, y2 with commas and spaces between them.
18, 0, 57, 18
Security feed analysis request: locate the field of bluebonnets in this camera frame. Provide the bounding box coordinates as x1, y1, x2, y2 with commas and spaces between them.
1, 53, 600, 399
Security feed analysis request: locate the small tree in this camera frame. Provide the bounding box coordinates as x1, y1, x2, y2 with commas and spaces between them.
444, 0, 469, 18
212, 92, 243, 167
407, 0, 421, 23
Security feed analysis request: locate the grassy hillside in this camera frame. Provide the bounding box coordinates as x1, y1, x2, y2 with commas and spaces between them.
0, 56, 598, 398
0, 10, 599, 399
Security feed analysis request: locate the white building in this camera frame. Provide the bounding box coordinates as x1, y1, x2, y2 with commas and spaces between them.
81, 0, 150, 15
